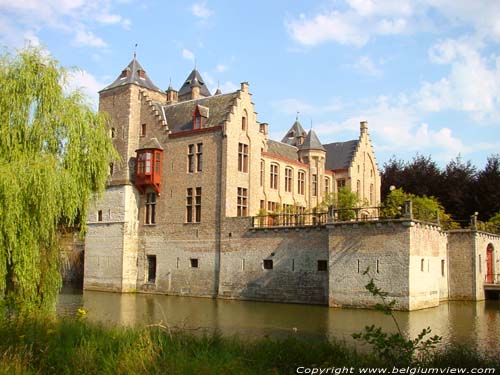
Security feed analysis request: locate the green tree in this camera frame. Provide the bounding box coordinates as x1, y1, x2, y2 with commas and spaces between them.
0, 48, 116, 314
321, 187, 360, 220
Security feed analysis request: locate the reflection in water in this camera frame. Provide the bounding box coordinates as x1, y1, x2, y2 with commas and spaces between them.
57, 288, 500, 353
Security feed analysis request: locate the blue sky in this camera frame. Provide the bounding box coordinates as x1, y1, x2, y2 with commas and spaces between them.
1, 0, 500, 169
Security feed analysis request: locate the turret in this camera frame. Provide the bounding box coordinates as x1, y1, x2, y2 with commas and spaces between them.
166, 82, 178, 104
178, 68, 211, 102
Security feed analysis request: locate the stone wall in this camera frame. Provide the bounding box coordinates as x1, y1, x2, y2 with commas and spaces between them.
219, 217, 329, 304
59, 232, 84, 285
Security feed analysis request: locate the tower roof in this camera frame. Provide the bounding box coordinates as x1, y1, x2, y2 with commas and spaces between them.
178, 69, 211, 97
281, 119, 307, 146
101, 57, 161, 93
299, 130, 326, 151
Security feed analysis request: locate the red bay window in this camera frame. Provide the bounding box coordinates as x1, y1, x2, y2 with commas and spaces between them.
135, 139, 163, 194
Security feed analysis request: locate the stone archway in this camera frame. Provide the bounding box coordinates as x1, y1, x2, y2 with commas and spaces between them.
486, 243, 494, 284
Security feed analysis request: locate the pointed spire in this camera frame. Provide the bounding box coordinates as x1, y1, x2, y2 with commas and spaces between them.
281, 117, 307, 146
178, 68, 211, 99
168, 77, 173, 90
133, 43, 138, 59
299, 130, 326, 151
101, 57, 161, 93
214, 80, 222, 95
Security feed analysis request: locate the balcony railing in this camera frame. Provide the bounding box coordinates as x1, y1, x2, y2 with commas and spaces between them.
252, 213, 328, 228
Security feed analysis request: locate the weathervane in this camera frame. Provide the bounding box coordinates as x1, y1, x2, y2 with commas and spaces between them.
133, 43, 138, 59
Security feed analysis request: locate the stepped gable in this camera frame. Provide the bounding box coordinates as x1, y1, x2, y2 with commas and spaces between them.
323, 140, 358, 170
267, 140, 299, 161
162, 92, 238, 133
281, 119, 307, 146
299, 130, 326, 151
101, 57, 161, 93
178, 69, 211, 97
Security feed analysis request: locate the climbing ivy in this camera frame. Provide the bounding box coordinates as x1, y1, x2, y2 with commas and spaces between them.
0, 48, 116, 314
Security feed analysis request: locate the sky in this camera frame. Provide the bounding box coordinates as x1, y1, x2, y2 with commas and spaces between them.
1, 0, 500, 169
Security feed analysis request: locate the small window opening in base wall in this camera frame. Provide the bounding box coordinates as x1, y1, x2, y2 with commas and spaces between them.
263, 259, 273, 270
97, 210, 103, 222
317, 260, 328, 271
421, 258, 425, 272
376, 259, 380, 273
241, 258, 245, 271
147, 255, 156, 283
357, 259, 360, 273
292, 258, 295, 272
441, 259, 445, 277
190, 258, 199, 268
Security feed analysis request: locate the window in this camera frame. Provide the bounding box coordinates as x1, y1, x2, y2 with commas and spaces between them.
111, 127, 116, 138
312, 174, 317, 196
267, 201, 278, 212
376, 259, 380, 273
187, 145, 195, 173
237, 187, 248, 217
298, 170, 305, 195
263, 259, 273, 270
109, 162, 114, 176
479, 255, 482, 274
193, 115, 202, 129
421, 258, 425, 272
97, 210, 103, 222
325, 178, 330, 195
186, 188, 193, 222
145, 192, 156, 224
285, 168, 293, 193
441, 260, 445, 277
120, 69, 127, 79
242, 116, 247, 131
260, 200, 265, 209
147, 255, 156, 283
141, 123, 146, 137
238, 143, 249, 172
337, 179, 346, 190
357, 259, 360, 273
137, 152, 152, 175
196, 143, 203, 172
155, 153, 161, 173
317, 260, 328, 271
190, 258, 199, 268
195, 187, 202, 222
260, 160, 264, 186
270, 164, 279, 189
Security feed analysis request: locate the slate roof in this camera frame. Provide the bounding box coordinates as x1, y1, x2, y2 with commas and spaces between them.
281, 120, 307, 146
299, 130, 326, 151
161, 92, 238, 133
138, 138, 163, 150
101, 58, 161, 93
323, 140, 359, 170
267, 140, 299, 161
178, 69, 211, 97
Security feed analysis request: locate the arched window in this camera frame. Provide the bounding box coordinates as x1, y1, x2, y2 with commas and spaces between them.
298, 170, 305, 195
242, 110, 247, 131
284, 167, 293, 193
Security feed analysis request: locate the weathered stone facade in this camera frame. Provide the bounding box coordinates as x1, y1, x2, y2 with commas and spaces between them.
83, 58, 499, 311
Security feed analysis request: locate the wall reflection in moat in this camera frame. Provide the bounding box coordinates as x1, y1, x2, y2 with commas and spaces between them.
57, 288, 500, 353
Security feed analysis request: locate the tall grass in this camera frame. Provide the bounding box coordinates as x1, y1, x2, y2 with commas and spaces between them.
0, 317, 498, 374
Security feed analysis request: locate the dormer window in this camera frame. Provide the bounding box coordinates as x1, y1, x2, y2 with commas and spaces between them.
120, 69, 127, 79
138, 70, 145, 79
192, 105, 209, 130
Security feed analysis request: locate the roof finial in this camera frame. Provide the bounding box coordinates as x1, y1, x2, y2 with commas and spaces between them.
296, 111, 300, 121
133, 43, 138, 59
194, 57, 197, 70
310, 119, 313, 130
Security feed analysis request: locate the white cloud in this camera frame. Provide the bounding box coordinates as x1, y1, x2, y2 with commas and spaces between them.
190, 1, 213, 19
0, 1, 130, 49
182, 48, 195, 61
352, 56, 382, 76
216, 64, 227, 73
73, 29, 107, 48
65, 69, 107, 109
220, 81, 238, 93
417, 38, 500, 122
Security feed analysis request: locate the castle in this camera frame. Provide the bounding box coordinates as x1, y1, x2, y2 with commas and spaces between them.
83, 57, 499, 311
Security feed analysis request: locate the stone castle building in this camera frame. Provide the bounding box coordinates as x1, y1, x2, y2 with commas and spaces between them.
84, 57, 499, 311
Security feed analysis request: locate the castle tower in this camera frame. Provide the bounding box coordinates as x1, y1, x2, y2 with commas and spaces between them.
166, 81, 178, 104
298, 130, 327, 209
84, 57, 166, 292
178, 68, 211, 102
281, 117, 307, 147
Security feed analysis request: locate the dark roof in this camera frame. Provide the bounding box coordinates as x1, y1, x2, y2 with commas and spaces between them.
101, 58, 161, 93
281, 120, 307, 146
161, 92, 238, 133
178, 69, 211, 97
138, 138, 163, 151
267, 140, 299, 161
324, 140, 359, 170
299, 130, 326, 151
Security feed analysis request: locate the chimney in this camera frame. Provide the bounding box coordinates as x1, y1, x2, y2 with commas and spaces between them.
191, 85, 200, 100
259, 122, 268, 135
166, 87, 178, 104
240, 82, 249, 92
360, 121, 368, 136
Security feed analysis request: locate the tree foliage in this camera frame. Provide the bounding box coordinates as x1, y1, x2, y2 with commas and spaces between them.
0, 48, 116, 314
321, 187, 360, 220
382, 154, 500, 224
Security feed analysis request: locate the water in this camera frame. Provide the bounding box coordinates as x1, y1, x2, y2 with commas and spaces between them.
58, 288, 500, 354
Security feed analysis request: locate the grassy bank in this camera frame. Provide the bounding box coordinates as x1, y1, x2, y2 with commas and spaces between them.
0, 318, 498, 374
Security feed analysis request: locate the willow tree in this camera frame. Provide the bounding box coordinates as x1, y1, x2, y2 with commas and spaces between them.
0, 48, 116, 314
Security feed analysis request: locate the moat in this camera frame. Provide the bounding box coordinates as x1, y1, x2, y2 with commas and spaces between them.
57, 288, 500, 354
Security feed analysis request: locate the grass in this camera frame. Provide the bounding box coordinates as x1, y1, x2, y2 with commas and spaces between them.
0, 317, 498, 374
